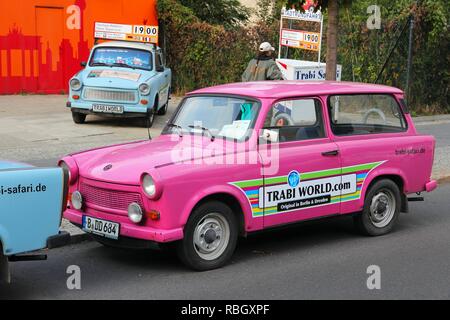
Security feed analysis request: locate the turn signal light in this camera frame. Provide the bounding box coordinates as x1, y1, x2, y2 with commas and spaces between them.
140, 99, 148, 105
72, 95, 80, 100
146, 210, 160, 221
67, 192, 72, 208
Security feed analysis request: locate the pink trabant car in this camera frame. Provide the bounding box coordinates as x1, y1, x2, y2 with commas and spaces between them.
60, 81, 437, 270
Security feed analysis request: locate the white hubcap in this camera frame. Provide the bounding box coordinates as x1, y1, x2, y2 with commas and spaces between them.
369, 190, 396, 228
193, 213, 230, 261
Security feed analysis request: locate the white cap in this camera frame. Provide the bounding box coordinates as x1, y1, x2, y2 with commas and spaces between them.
259, 42, 275, 52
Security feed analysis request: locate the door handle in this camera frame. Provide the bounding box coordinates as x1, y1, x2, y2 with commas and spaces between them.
322, 150, 339, 156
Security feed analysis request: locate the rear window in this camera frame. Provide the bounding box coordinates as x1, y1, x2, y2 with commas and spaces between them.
328, 94, 407, 136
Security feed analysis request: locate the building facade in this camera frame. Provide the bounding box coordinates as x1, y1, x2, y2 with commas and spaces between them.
0, 0, 158, 94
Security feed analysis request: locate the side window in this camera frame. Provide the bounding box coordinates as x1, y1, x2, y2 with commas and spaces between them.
329, 94, 407, 136
263, 98, 325, 143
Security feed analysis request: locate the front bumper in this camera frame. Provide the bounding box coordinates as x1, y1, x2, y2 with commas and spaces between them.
64, 208, 184, 244
67, 101, 152, 118
47, 231, 71, 249
425, 180, 438, 192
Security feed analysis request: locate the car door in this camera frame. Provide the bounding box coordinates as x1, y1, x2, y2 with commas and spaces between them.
155, 49, 170, 106
0, 166, 65, 255
327, 93, 410, 215
259, 97, 348, 228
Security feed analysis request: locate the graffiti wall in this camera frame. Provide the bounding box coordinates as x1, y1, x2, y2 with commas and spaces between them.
0, 0, 158, 94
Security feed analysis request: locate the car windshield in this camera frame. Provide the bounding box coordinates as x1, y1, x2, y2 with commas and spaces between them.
89, 47, 152, 71
164, 96, 260, 141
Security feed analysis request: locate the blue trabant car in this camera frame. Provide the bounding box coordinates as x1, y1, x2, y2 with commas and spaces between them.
0, 161, 70, 283
67, 41, 172, 127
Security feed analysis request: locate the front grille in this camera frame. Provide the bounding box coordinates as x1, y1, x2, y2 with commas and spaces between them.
80, 182, 143, 213
83, 88, 136, 102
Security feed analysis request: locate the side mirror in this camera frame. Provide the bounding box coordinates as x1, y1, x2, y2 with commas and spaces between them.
80, 61, 87, 67
259, 129, 279, 144
156, 65, 164, 72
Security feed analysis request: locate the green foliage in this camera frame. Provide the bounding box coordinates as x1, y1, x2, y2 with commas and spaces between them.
337, 0, 449, 112
160, 0, 449, 113
158, 0, 279, 93
285, 0, 352, 12
177, 0, 250, 29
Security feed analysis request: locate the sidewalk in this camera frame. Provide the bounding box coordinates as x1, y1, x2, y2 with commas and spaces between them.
413, 115, 450, 180
412, 114, 450, 124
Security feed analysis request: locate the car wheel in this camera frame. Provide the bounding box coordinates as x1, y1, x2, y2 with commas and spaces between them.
0, 251, 11, 284
157, 102, 168, 115
354, 179, 401, 236
157, 88, 170, 115
177, 201, 238, 271
72, 111, 86, 124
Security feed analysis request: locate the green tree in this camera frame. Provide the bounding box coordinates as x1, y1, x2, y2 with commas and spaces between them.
178, 0, 250, 29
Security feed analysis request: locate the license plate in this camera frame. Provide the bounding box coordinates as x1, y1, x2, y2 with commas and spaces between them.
92, 104, 124, 114
82, 216, 120, 240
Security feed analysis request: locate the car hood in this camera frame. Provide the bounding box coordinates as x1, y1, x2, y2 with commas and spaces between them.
70, 135, 234, 185
80, 67, 156, 89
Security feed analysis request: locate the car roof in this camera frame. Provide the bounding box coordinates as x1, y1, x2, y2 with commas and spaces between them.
189, 81, 404, 99
94, 41, 158, 51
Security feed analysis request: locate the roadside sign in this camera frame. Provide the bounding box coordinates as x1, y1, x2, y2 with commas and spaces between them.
281, 29, 320, 51
281, 7, 322, 22
276, 59, 342, 81
277, 7, 342, 81
94, 22, 158, 44
278, 7, 323, 61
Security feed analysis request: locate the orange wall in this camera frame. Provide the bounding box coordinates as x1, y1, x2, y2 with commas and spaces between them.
0, 0, 158, 94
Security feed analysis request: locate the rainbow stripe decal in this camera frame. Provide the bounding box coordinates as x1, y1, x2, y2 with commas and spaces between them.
230, 161, 385, 217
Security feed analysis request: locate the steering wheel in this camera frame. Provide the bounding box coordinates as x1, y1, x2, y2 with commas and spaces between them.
271, 112, 295, 127
363, 108, 387, 125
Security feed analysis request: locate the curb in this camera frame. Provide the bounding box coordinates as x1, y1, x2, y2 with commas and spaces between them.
69, 232, 90, 245
437, 176, 450, 184
412, 114, 450, 124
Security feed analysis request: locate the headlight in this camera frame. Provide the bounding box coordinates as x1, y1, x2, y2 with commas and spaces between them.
59, 160, 78, 185
142, 174, 156, 197
59, 161, 71, 183
128, 202, 143, 223
139, 83, 150, 95
70, 78, 82, 91
71, 191, 83, 210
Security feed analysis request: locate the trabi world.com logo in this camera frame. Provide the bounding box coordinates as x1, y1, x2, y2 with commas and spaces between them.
287, 170, 300, 188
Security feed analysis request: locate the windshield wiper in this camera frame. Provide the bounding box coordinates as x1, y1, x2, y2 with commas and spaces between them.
188, 125, 215, 141
167, 123, 183, 137
91, 62, 110, 67
112, 62, 135, 69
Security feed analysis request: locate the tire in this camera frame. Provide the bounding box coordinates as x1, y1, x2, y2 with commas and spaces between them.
176, 201, 238, 271
1, 250, 11, 284
157, 102, 168, 115
354, 179, 401, 236
72, 111, 86, 124
157, 89, 170, 115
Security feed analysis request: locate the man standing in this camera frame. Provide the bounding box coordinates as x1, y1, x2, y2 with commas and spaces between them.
242, 42, 284, 82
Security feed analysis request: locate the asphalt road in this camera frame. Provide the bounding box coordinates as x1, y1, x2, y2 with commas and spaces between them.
416, 121, 450, 148
1, 102, 449, 299
1, 182, 449, 300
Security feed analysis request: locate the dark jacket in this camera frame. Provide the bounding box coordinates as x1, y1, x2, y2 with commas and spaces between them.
241, 56, 284, 82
